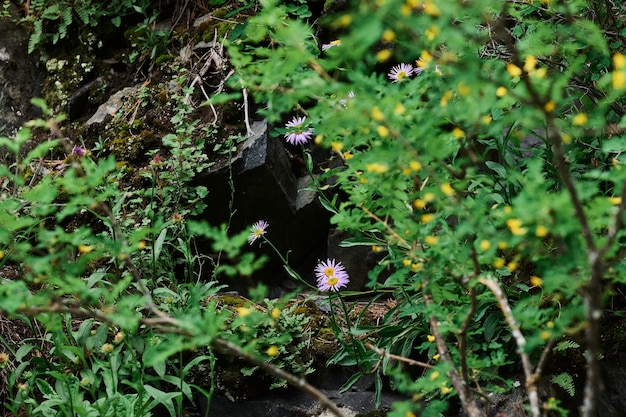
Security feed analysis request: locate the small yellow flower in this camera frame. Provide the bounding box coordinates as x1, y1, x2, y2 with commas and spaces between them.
0, 250, 4, 260
547, 321, 554, 329
613, 71, 626, 90
366, 163, 389, 174
343, 152, 353, 160
572, 113, 588, 126
337, 14, 352, 27
441, 386, 453, 394
236, 307, 252, 317
0, 352, 8, 365
524, 55, 536, 73
78, 245, 93, 254
530, 276, 543, 287
457, 81, 470, 96
114, 332, 124, 344
400, 4, 412, 15
452, 127, 464, 139
406, 412, 417, 417
315, 135, 323, 145
267, 345, 279, 357
427, 335, 435, 342
425, 235, 439, 245
493, 258, 505, 268
614, 53, 626, 70
432, 353, 440, 361
479, 240, 491, 251
544, 100, 556, 112
441, 183, 455, 196
413, 199, 426, 209
406, 0, 421, 6
497, 241, 507, 250
540, 331, 550, 340
532, 67, 547, 79
377, 125, 390, 137
440, 90, 453, 107
394, 103, 406, 115
371, 245, 384, 252
372, 106, 384, 121
429, 370, 440, 380
331, 141, 343, 153
506, 218, 527, 236
411, 262, 423, 272
609, 196, 622, 205
506, 63, 522, 77
382, 29, 396, 42
496, 86, 508, 97
409, 160, 422, 171
425, 25, 439, 41
482, 114, 492, 124
423, 1, 440, 16
137, 240, 146, 250
507, 261, 518, 272
420, 213, 435, 223
536, 225, 548, 237
376, 49, 392, 62
561, 133, 572, 144
403, 258, 412, 267
423, 192, 436, 202
271, 308, 280, 319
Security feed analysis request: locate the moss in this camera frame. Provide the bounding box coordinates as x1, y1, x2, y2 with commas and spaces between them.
108, 129, 157, 162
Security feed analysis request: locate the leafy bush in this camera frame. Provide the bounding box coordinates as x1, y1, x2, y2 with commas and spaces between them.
225, 0, 626, 415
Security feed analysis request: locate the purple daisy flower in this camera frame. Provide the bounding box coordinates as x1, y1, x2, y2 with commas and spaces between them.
387, 63, 417, 82
322, 40, 341, 51
248, 220, 269, 244
315, 258, 350, 292
284, 116, 314, 145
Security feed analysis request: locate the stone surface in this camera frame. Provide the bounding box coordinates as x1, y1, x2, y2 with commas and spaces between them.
85, 85, 139, 126
197, 120, 331, 290
0, 18, 46, 136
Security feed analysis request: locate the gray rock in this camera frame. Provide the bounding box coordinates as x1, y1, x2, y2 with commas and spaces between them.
85, 85, 139, 126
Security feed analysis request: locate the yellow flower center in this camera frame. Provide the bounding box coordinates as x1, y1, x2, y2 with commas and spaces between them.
327, 277, 339, 286
397, 71, 407, 80
324, 267, 335, 277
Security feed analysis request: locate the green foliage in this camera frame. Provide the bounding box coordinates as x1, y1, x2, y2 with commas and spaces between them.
551, 373, 575, 397
225, 0, 626, 414
12, 0, 140, 53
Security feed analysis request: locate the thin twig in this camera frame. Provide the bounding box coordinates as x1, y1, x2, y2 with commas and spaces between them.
366, 343, 434, 369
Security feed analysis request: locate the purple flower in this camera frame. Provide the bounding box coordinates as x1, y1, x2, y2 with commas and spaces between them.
248, 220, 269, 244
387, 63, 417, 82
284, 116, 314, 145
315, 258, 350, 292
72, 146, 86, 157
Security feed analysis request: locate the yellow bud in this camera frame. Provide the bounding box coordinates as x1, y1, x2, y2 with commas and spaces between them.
314, 134, 323, 145
498, 241, 508, 249
372, 106, 384, 121
377, 125, 390, 137
425, 26, 439, 41
420, 213, 435, 223
427, 335, 435, 342
441, 386, 453, 394
376, 49, 392, 62
394, 103, 406, 115
496, 86, 508, 97
409, 160, 421, 171
441, 183, 455, 196
482, 114, 492, 125
493, 258, 505, 268
506, 63, 522, 77
536, 225, 548, 237
267, 345, 279, 357
572, 113, 588, 126
423, 192, 436, 202
507, 261, 518, 272
540, 331, 550, 340
403, 258, 411, 267
429, 370, 440, 380
331, 141, 343, 153
236, 307, 251, 317
413, 199, 426, 209
561, 133, 572, 144
506, 218, 527, 236
452, 127, 464, 139
479, 240, 491, 251
613, 71, 626, 90
137, 240, 146, 250
425, 235, 439, 245
271, 308, 280, 319
423, 1, 440, 16
544, 100, 556, 112
614, 53, 626, 70
78, 245, 93, 254
432, 353, 440, 361
609, 196, 622, 205
337, 14, 352, 27
524, 55, 536, 73
366, 163, 389, 174
458, 81, 470, 96
382, 29, 396, 43
530, 276, 543, 287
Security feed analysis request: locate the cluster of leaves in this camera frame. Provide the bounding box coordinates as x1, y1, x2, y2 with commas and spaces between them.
226, 0, 626, 415
11, 0, 142, 52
